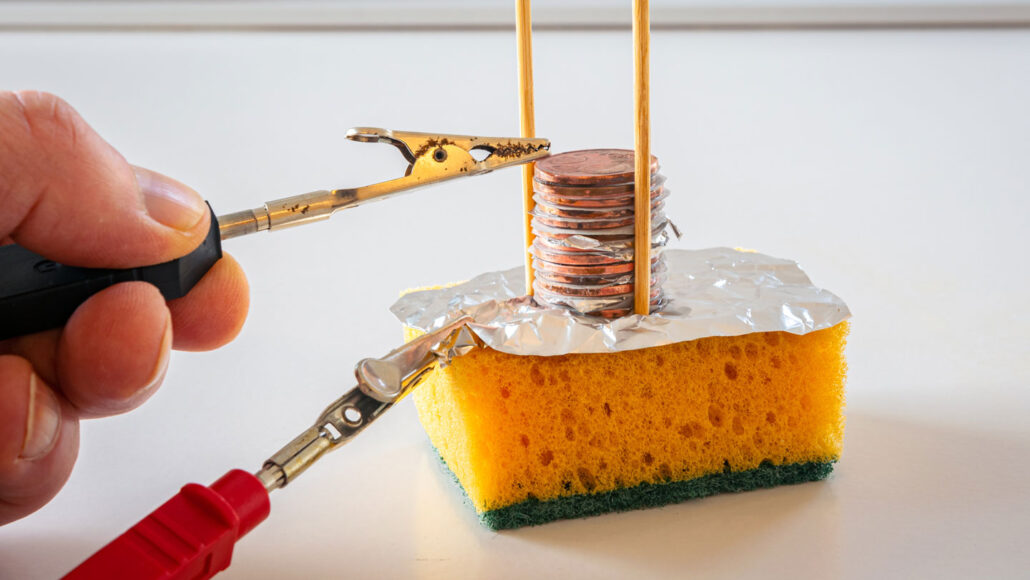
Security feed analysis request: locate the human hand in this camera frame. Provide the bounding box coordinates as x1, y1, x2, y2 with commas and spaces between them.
0, 91, 249, 525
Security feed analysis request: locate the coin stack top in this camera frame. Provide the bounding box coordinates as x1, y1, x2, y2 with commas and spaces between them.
530, 149, 669, 318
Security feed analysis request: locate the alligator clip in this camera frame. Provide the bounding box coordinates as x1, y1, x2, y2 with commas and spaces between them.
219, 127, 550, 239
254, 316, 482, 491
66, 317, 485, 579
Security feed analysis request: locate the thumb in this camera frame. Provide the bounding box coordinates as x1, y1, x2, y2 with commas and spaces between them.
0, 90, 210, 269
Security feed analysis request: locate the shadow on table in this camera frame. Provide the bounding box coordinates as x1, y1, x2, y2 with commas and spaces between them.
476, 413, 1030, 578
499, 462, 838, 578
145, 411, 1029, 579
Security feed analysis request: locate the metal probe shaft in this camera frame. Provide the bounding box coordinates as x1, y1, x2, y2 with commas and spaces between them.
217, 189, 361, 240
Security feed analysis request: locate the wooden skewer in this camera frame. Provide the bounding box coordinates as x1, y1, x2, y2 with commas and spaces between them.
633, 0, 651, 315
516, 0, 536, 296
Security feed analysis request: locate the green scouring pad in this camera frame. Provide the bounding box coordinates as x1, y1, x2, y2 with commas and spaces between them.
434, 449, 835, 531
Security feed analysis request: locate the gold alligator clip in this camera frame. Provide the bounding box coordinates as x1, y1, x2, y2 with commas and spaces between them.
218, 127, 550, 239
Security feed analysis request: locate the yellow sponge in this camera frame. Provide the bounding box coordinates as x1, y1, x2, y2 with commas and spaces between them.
406, 321, 847, 529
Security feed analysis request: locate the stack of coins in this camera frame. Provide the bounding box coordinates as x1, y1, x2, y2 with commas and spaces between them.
530, 149, 670, 318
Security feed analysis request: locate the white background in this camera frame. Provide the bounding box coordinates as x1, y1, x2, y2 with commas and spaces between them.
1, 19, 1029, 580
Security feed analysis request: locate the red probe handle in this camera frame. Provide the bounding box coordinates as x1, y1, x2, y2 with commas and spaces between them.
64, 469, 270, 580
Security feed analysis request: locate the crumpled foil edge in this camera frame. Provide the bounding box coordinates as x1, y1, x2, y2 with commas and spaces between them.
390, 247, 851, 357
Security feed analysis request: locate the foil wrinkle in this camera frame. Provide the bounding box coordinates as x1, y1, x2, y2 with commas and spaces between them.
390, 247, 851, 356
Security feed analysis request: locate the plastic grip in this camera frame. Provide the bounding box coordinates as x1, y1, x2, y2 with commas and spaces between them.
0, 204, 222, 342
64, 469, 270, 580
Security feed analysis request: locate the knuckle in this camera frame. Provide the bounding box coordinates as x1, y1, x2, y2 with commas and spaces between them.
0, 91, 89, 236
6, 90, 82, 147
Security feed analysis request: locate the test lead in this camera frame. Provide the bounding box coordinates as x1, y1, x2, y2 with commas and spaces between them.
65, 317, 480, 579
0, 128, 549, 342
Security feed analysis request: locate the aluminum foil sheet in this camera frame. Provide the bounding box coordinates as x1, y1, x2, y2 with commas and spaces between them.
390, 247, 851, 356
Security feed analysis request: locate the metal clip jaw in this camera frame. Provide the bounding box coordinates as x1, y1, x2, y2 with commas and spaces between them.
355, 316, 479, 403
255, 317, 481, 492
338, 127, 550, 209
219, 127, 549, 240
346, 127, 551, 175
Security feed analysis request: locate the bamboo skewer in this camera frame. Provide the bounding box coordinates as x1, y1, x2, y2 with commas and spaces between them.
633, 0, 651, 315
516, 0, 536, 296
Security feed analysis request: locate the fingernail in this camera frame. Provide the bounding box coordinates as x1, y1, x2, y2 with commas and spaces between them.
134, 166, 206, 232
20, 372, 61, 460
140, 315, 173, 397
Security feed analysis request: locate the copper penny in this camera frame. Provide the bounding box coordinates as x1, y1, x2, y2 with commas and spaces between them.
533, 232, 633, 246
530, 285, 628, 309
595, 299, 664, 318
533, 236, 667, 260
533, 259, 636, 276
536, 272, 664, 288
575, 287, 662, 301
534, 228, 665, 245
534, 187, 668, 209
532, 244, 628, 265
534, 238, 619, 255
533, 242, 665, 266
532, 209, 665, 231
534, 149, 659, 186
535, 267, 664, 283
534, 203, 635, 220
534, 201, 665, 220
535, 270, 633, 285
532, 285, 663, 311
532, 215, 637, 231
532, 255, 660, 272
529, 148, 670, 318
535, 281, 636, 297
533, 174, 667, 198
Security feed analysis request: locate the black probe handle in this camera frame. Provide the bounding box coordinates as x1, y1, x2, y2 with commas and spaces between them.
0, 204, 222, 342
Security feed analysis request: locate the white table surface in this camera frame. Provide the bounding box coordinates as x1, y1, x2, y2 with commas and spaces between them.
1, 28, 1028, 579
